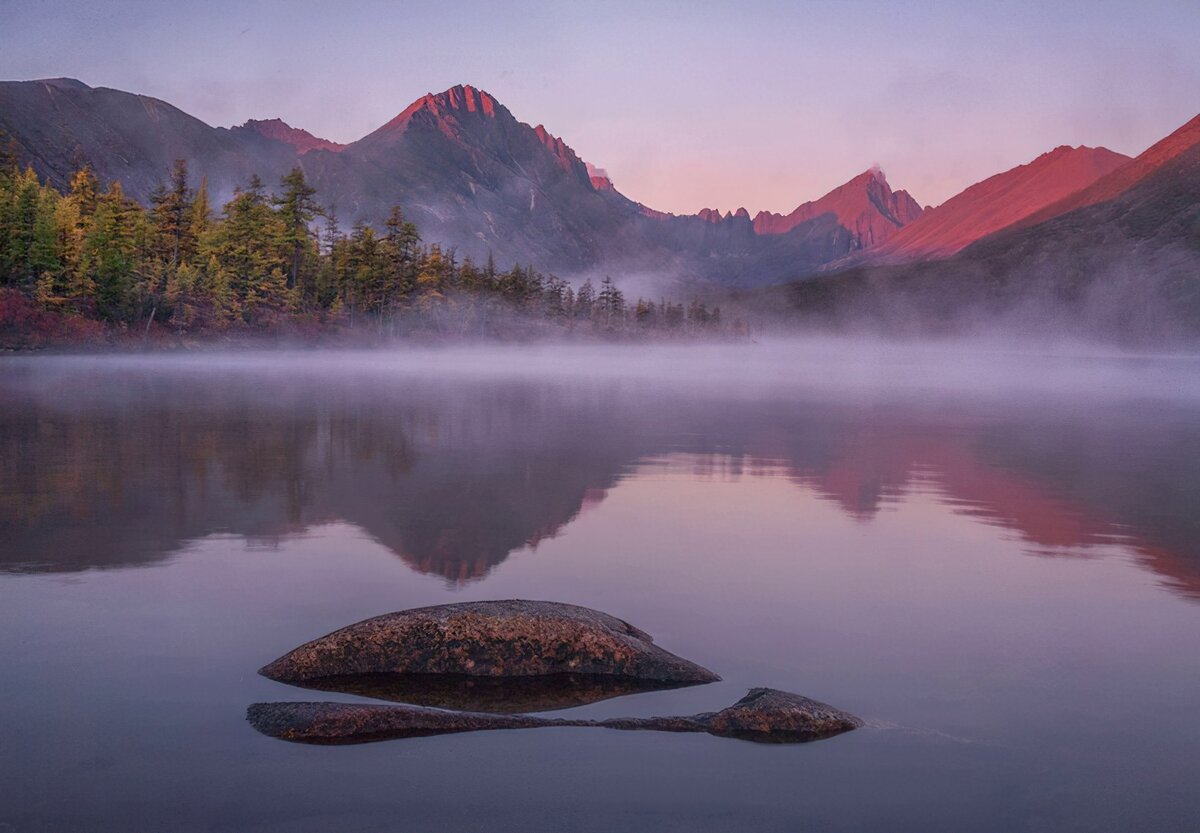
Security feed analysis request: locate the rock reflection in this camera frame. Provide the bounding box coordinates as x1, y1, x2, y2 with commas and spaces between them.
277, 673, 702, 713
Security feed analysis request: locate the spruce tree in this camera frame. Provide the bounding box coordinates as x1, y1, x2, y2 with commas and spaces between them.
150, 158, 193, 267
273, 167, 319, 291
575, 277, 595, 319
82, 181, 138, 320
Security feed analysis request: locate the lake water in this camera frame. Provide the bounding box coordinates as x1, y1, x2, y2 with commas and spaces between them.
2, 343, 1198, 832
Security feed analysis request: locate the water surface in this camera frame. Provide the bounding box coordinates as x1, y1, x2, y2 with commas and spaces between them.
2, 344, 1198, 832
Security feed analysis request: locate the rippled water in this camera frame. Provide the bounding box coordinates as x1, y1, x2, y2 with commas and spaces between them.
2, 344, 1198, 832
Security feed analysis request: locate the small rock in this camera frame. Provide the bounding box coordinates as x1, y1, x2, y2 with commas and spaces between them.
702, 687, 864, 742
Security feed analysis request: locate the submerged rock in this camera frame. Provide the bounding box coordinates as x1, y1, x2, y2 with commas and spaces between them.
247, 687, 862, 746
259, 600, 720, 687
247, 700, 551, 745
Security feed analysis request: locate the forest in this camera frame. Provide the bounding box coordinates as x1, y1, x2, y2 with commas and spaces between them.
0, 144, 733, 347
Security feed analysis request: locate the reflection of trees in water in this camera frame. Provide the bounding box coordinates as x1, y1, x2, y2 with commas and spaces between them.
0, 399, 366, 571
0, 375, 640, 580
1, 371, 1197, 598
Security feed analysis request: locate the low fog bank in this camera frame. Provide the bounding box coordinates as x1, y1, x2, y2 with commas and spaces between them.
6, 335, 1200, 406
763, 207, 1200, 349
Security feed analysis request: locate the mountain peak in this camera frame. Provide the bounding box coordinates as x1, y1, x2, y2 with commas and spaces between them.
869, 144, 1132, 261
1011, 112, 1200, 230
237, 118, 345, 154
403, 84, 500, 121
695, 207, 753, 226
753, 167, 922, 247
356, 84, 510, 148
35, 77, 91, 91
586, 162, 614, 191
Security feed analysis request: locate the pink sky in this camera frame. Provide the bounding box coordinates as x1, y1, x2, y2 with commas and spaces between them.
3, 0, 1198, 213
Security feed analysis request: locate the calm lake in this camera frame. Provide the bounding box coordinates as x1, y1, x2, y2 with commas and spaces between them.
2, 342, 1198, 832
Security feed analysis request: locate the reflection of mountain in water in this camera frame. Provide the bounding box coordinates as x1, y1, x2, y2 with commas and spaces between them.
734, 409, 1200, 600
1, 367, 1197, 599
0, 376, 639, 581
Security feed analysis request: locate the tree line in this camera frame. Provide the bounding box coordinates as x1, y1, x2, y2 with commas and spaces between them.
0, 144, 735, 342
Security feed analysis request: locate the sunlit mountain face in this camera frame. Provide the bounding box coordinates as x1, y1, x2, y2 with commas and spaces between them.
864, 146, 1130, 263
2, 353, 1196, 599
781, 114, 1200, 340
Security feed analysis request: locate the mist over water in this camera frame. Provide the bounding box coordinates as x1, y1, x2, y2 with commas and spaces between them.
13, 335, 1200, 400
2, 339, 1199, 832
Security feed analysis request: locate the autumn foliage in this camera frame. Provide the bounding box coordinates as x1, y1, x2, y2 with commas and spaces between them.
0, 138, 734, 347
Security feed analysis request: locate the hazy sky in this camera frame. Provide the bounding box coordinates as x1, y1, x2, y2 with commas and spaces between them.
3, 0, 1198, 213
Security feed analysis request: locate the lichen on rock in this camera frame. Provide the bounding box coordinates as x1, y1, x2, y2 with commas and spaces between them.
259, 600, 721, 687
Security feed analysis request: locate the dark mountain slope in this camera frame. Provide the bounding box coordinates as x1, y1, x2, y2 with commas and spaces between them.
305, 84, 648, 272
0, 78, 913, 285
0, 78, 300, 201
776, 115, 1200, 343
234, 118, 345, 154
306, 85, 865, 280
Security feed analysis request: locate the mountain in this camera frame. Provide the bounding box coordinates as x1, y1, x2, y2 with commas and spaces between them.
1008, 113, 1200, 231
3, 76, 1192, 308
299, 84, 870, 282
753, 167, 924, 248
0, 77, 299, 202
867, 145, 1130, 262
308, 84, 646, 273
777, 112, 1200, 342
234, 118, 345, 154
0, 77, 917, 286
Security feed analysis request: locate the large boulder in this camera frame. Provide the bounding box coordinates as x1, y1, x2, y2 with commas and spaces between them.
259, 600, 720, 687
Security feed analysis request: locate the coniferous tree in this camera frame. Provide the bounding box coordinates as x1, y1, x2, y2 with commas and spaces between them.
350, 221, 383, 317
382, 205, 419, 302
52, 189, 88, 305
273, 167, 319, 291
208, 176, 291, 321
597, 275, 625, 324
150, 158, 193, 267
484, 252, 498, 290
0, 137, 21, 281
8, 168, 43, 285
29, 185, 61, 283
0, 131, 19, 177
321, 205, 341, 255
189, 176, 211, 243
0, 160, 732, 342
81, 181, 139, 320
68, 166, 99, 223
574, 277, 595, 319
